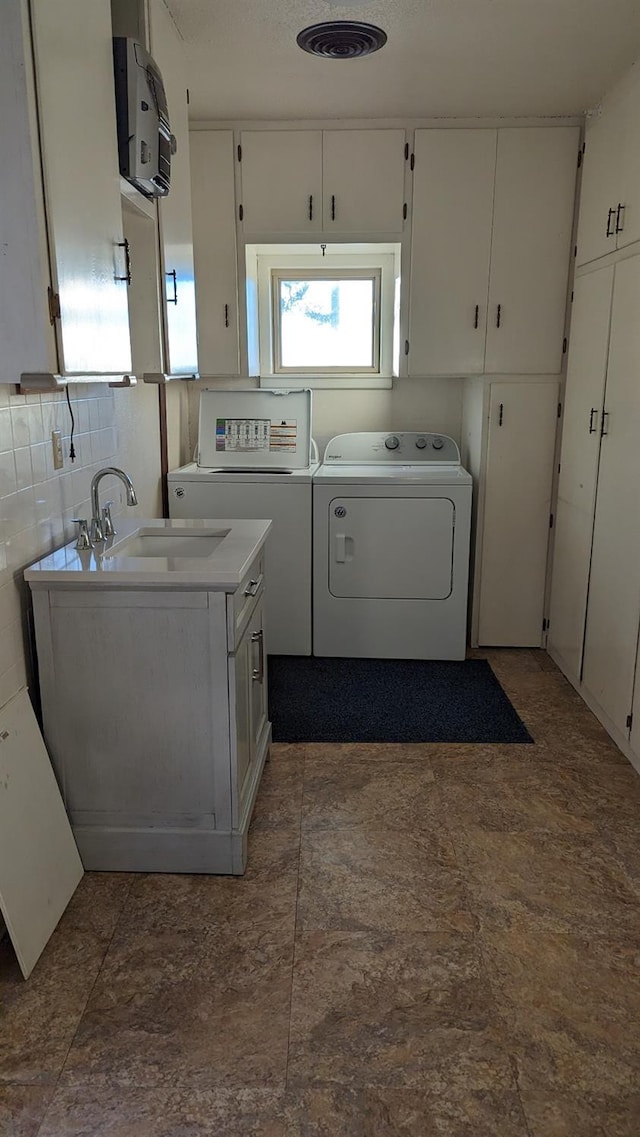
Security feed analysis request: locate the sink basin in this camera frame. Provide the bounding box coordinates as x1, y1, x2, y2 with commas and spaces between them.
103, 527, 230, 559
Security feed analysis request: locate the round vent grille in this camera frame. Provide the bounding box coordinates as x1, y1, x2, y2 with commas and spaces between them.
296, 21, 387, 59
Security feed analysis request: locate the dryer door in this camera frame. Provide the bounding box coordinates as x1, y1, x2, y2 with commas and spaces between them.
329, 497, 454, 600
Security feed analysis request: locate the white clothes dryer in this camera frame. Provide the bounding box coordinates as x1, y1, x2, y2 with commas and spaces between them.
313, 432, 472, 660
169, 389, 317, 656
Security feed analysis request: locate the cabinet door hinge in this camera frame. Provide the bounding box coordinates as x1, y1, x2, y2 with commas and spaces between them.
404, 142, 409, 160
557, 402, 562, 418
404, 339, 409, 355
410, 152, 415, 171
47, 286, 61, 324
577, 148, 582, 168
571, 290, 574, 302
237, 144, 242, 162
626, 713, 633, 730
239, 203, 244, 221
574, 244, 578, 258
549, 513, 554, 529
542, 617, 549, 632
403, 202, 408, 221
562, 337, 567, 353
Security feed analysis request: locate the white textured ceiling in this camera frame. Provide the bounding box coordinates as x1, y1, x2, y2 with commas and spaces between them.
165, 0, 640, 122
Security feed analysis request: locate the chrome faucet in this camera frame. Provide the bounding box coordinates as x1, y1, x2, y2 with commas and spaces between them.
90, 467, 138, 542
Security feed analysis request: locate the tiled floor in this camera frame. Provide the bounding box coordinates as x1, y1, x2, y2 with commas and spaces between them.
2, 650, 640, 1136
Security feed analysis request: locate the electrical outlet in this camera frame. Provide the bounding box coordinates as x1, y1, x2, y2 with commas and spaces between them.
51, 430, 64, 470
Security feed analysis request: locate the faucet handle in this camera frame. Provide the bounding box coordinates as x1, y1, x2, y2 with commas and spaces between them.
71, 519, 94, 550
101, 501, 116, 538
89, 516, 104, 544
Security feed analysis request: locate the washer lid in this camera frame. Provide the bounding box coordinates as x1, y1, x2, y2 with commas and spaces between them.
169, 461, 319, 485
198, 388, 312, 470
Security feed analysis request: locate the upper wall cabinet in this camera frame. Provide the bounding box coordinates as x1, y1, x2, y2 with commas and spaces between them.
576, 66, 640, 266
1, 0, 132, 383
409, 130, 496, 376
238, 129, 407, 235
408, 127, 579, 377
148, 0, 198, 376
190, 132, 240, 377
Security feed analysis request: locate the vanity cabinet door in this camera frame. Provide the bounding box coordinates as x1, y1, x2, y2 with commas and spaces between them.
248, 598, 268, 761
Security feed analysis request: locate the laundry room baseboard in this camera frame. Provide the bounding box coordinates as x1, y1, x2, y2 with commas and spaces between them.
268, 657, 533, 744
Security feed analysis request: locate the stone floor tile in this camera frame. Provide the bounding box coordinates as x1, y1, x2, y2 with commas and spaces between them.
481, 928, 640, 1093
302, 759, 437, 831
297, 828, 475, 934
0, 1084, 53, 1137
453, 829, 640, 938
304, 742, 435, 763
0, 929, 109, 1085
287, 930, 509, 1091
58, 873, 134, 941
517, 1080, 640, 1137
282, 1085, 530, 1136
251, 756, 305, 831
38, 1086, 286, 1136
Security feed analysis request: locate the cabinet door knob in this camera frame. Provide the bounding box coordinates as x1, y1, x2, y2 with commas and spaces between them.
331, 195, 336, 221
600, 410, 610, 437
115, 239, 131, 285
606, 207, 615, 237
166, 269, 178, 305
498, 403, 504, 427
496, 304, 502, 329
474, 304, 479, 329
308, 194, 313, 221
589, 407, 598, 434
224, 303, 229, 328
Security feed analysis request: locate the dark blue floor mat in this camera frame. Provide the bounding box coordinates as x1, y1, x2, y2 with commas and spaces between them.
268, 656, 533, 744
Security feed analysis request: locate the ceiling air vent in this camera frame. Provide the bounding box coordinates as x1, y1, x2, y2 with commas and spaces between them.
296, 21, 387, 59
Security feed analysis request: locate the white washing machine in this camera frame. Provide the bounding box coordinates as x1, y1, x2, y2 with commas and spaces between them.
168, 389, 317, 656
313, 432, 472, 660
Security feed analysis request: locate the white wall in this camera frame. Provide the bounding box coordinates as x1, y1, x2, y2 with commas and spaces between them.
0, 381, 163, 710
186, 376, 463, 460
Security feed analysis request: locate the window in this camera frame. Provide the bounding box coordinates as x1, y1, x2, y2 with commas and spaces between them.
246, 244, 401, 389
272, 270, 380, 374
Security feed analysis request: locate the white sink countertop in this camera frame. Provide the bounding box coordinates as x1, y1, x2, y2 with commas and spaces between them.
24, 518, 271, 590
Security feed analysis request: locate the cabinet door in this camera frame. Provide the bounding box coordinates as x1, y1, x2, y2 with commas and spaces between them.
478, 382, 559, 646
548, 266, 614, 680
617, 70, 640, 250
408, 129, 496, 376
234, 621, 253, 801
190, 132, 239, 376
30, 0, 132, 374
576, 99, 626, 266
322, 130, 406, 233
240, 131, 322, 233
582, 255, 640, 735
149, 0, 198, 375
485, 127, 579, 374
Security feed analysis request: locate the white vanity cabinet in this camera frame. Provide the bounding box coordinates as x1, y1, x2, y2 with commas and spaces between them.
1, 0, 132, 384
28, 547, 271, 875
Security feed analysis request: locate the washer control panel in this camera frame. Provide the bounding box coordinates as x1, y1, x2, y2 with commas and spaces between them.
323, 432, 461, 465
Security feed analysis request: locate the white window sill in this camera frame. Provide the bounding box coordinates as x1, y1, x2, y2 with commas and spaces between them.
259, 374, 393, 391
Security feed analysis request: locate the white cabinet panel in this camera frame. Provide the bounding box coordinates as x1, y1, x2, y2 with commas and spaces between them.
576, 105, 625, 267
322, 130, 406, 232
240, 131, 322, 233
408, 129, 496, 376
618, 69, 640, 250
478, 381, 559, 646
30, 0, 132, 374
190, 132, 239, 376
149, 0, 198, 375
548, 266, 614, 681
554, 267, 614, 514
485, 128, 579, 374
582, 255, 640, 735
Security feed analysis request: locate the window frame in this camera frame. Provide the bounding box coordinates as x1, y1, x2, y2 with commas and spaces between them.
270, 267, 382, 376
248, 245, 400, 390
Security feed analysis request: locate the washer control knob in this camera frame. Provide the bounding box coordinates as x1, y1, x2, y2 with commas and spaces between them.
415, 437, 427, 449
385, 435, 400, 450
432, 437, 444, 451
